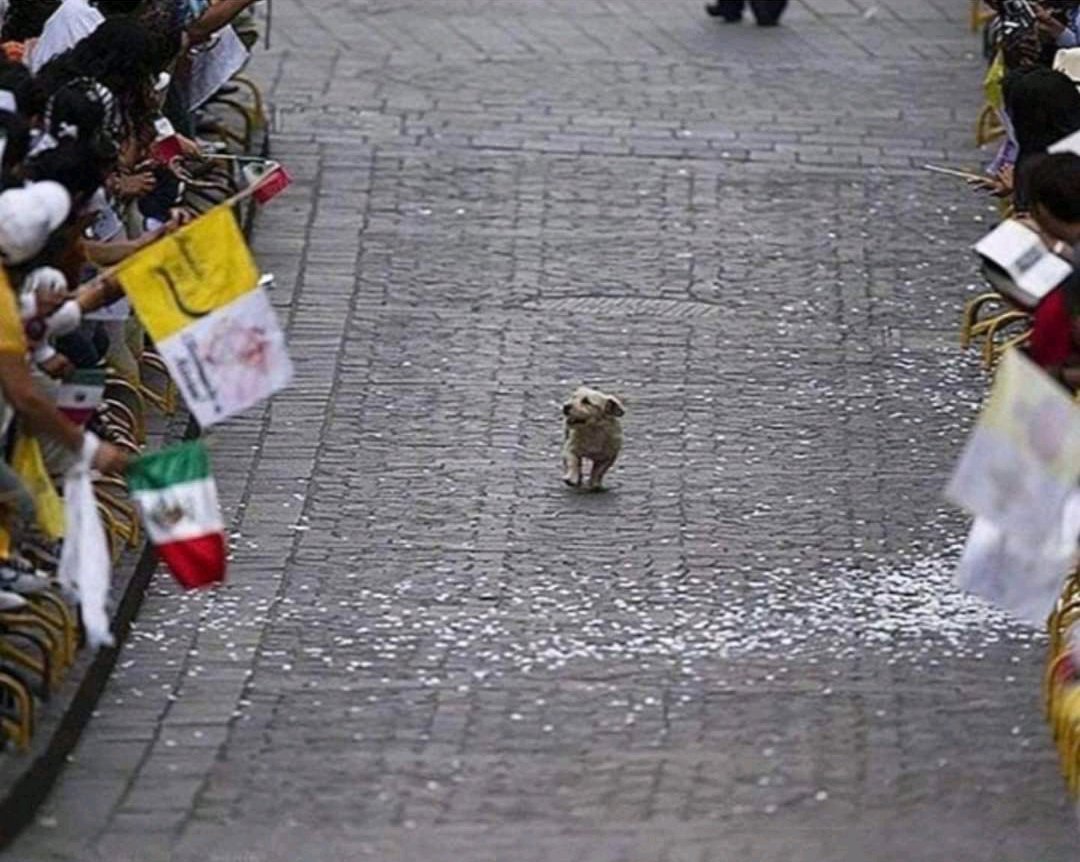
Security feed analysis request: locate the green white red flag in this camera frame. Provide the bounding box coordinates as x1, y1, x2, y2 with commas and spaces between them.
55, 368, 105, 427
127, 442, 227, 590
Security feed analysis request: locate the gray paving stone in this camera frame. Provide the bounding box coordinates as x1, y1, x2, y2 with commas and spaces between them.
5, 0, 1077, 860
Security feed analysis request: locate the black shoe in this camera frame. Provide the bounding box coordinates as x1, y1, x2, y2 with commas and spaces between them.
705, 3, 742, 21
755, 19, 780, 26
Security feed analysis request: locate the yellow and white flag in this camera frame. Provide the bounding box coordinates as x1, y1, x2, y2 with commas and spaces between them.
117, 206, 292, 428
946, 350, 1080, 552
946, 351, 1080, 624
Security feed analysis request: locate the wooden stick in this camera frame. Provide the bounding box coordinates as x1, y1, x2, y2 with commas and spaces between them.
922, 163, 988, 183
202, 153, 273, 163
78, 170, 276, 308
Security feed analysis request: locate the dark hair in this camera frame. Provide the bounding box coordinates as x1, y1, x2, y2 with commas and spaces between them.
43, 81, 119, 167
1, 0, 61, 42
36, 17, 175, 142
1004, 69, 1080, 207
1028, 153, 1080, 315
93, 0, 145, 15
1027, 153, 1080, 223
24, 138, 105, 205
0, 111, 32, 189
1006, 69, 1080, 152
0, 57, 45, 118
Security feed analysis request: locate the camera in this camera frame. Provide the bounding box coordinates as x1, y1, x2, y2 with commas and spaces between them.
1001, 0, 1038, 31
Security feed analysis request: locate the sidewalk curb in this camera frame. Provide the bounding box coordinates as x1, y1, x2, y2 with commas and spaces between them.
0, 523, 165, 849
0, 130, 268, 850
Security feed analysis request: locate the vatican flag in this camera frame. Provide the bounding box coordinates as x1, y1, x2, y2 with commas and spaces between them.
946, 350, 1080, 553
946, 351, 1080, 625
116, 206, 292, 428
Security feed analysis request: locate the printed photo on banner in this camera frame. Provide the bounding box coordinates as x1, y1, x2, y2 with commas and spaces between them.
946, 351, 1080, 553
161, 287, 292, 428
946, 352, 1080, 625
115, 205, 292, 428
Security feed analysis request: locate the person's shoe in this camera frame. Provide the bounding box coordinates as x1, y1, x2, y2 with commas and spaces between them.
755, 19, 781, 26
705, 3, 742, 21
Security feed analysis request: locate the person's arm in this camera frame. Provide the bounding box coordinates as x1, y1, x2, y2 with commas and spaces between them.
106, 169, 157, 203
1032, 2, 1075, 43
0, 351, 128, 472
188, 0, 262, 45
0, 351, 84, 453
1056, 7, 1080, 46
83, 213, 185, 268
83, 238, 145, 267
84, 231, 161, 267
74, 277, 123, 315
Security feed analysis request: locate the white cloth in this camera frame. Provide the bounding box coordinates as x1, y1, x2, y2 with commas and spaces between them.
186, 26, 249, 110
22, 266, 68, 300
58, 433, 114, 649
29, 0, 105, 74
83, 187, 123, 243
957, 508, 1080, 628
45, 300, 83, 338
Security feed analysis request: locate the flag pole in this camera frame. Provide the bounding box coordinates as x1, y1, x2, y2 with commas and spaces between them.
202, 153, 275, 163
76, 170, 277, 312
922, 163, 988, 183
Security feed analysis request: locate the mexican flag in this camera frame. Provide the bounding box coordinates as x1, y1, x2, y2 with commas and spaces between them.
56, 368, 106, 427
127, 442, 227, 590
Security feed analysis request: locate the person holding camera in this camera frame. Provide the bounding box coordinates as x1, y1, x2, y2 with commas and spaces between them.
988, 0, 1080, 67
705, 0, 788, 27
1034, 0, 1080, 47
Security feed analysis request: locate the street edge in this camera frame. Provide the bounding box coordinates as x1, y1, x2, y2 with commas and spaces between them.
0, 128, 269, 850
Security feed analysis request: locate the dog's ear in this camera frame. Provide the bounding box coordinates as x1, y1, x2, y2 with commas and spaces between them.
605, 396, 625, 417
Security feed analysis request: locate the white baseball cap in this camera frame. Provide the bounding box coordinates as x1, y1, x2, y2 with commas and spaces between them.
0, 181, 72, 265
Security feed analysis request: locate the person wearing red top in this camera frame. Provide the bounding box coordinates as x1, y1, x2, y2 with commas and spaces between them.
1026, 153, 1080, 388
1029, 287, 1074, 369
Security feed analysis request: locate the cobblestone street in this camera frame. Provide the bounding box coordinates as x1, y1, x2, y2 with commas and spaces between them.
5, 0, 1079, 859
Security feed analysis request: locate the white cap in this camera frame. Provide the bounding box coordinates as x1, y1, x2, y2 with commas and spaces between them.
1051, 129, 1080, 158
0, 181, 72, 265
1055, 47, 1080, 84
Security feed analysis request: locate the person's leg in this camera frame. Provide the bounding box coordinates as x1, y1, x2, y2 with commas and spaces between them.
705, 0, 746, 22
750, 0, 788, 25
104, 319, 139, 383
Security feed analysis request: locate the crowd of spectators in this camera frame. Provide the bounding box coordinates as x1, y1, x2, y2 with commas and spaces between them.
0, 0, 263, 751
971, 1, 1080, 385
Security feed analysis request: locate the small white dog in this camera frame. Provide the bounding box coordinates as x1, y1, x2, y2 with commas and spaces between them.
561, 385, 625, 491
